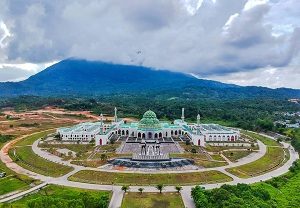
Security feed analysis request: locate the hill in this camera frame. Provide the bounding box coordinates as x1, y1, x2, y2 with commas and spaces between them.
0, 59, 299, 99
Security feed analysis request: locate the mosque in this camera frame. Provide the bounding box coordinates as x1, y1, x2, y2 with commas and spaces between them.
57, 108, 240, 147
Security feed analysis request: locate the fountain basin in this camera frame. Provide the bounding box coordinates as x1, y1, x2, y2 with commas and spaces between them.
108, 157, 194, 168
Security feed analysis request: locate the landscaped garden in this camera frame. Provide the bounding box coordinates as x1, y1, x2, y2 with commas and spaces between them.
226, 146, 286, 178
222, 150, 253, 162
69, 170, 232, 185
121, 192, 184, 208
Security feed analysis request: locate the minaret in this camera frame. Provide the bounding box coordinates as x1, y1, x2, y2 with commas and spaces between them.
114, 107, 118, 122
196, 114, 201, 135
100, 113, 103, 123
197, 114, 201, 126
100, 113, 104, 133
181, 108, 185, 122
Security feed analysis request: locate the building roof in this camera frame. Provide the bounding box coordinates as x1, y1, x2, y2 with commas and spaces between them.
138, 110, 162, 130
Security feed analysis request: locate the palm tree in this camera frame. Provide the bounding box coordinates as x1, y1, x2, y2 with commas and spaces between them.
175, 186, 182, 193
156, 184, 164, 193
138, 188, 144, 194
121, 185, 129, 193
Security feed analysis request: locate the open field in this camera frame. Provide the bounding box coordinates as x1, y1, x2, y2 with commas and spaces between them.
226, 146, 286, 178
0, 108, 97, 137
1, 185, 111, 208
16, 130, 55, 147
170, 153, 227, 168
223, 150, 253, 162
205, 145, 258, 152
121, 192, 184, 208
243, 131, 280, 146
9, 146, 73, 177
69, 170, 232, 185
39, 143, 95, 154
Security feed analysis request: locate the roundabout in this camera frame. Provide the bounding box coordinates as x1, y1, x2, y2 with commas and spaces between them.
0, 127, 298, 208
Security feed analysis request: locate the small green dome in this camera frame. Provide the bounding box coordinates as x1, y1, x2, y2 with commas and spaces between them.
138, 110, 161, 129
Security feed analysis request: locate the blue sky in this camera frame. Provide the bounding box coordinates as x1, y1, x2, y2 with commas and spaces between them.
0, 0, 299, 88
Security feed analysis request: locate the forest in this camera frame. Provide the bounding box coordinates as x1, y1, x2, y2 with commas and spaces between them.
0, 95, 299, 132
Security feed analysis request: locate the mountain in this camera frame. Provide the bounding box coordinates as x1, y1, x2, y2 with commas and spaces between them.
0, 59, 299, 99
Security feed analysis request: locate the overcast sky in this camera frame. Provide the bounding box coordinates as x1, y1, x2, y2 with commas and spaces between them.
0, 0, 299, 88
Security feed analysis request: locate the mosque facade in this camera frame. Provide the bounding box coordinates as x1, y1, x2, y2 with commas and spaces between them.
57, 108, 240, 147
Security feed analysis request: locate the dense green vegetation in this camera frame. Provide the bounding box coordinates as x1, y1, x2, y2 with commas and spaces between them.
1, 185, 111, 208
1, 96, 299, 132
285, 128, 300, 152
0, 134, 14, 144
192, 183, 275, 208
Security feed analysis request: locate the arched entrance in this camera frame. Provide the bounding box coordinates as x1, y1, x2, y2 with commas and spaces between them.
148, 132, 152, 139
198, 139, 200, 146
138, 132, 141, 138
159, 132, 162, 138
99, 139, 102, 145
154, 133, 158, 139
142, 133, 145, 139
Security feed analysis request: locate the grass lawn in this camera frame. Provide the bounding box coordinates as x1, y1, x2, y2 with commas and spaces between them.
2, 185, 111, 208
210, 154, 225, 161
69, 170, 232, 185
243, 131, 280, 146
39, 143, 94, 154
121, 192, 184, 208
223, 150, 253, 162
226, 146, 285, 178
0, 176, 29, 196
170, 153, 227, 168
9, 146, 73, 177
205, 145, 258, 152
15, 130, 55, 147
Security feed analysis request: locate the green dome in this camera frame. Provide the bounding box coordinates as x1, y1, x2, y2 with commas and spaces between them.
138, 110, 161, 129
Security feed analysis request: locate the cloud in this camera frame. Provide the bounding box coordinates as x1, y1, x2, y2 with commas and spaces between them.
0, 0, 299, 88
204, 65, 300, 89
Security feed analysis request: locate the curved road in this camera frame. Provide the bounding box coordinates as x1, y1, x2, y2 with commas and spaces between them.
0, 132, 299, 208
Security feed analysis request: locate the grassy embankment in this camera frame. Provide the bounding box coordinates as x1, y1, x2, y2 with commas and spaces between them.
226, 131, 288, 178
121, 192, 184, 208
9, 131, 74, 177
222, 150, 253, 162
0, 136, 35, 196
69, 170, 232, 185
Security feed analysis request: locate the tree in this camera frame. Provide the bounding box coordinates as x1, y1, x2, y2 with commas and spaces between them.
100, 154, 107, 161
121, 185, 129, 193
175, 186, 182, 193
156, 184, 164, 193
138, 188, 144, 194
